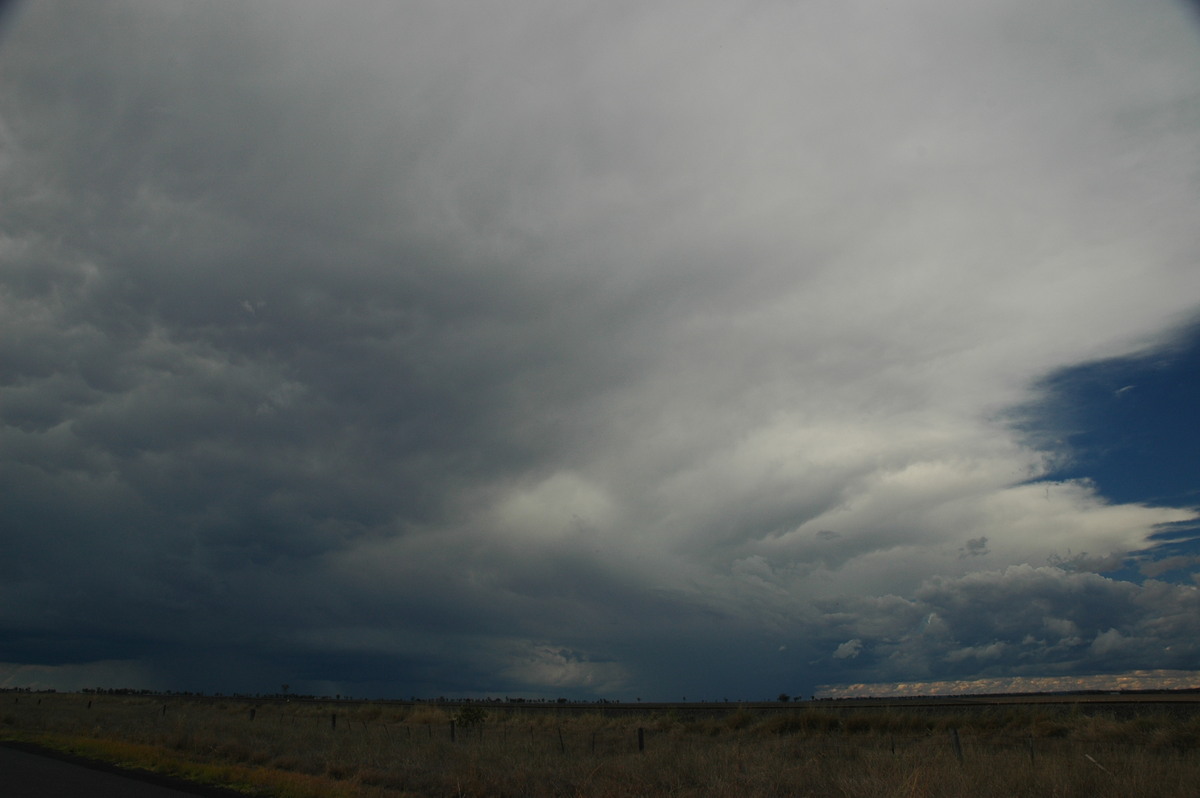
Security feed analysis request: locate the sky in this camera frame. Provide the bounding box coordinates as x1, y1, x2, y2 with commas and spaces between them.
2, 0, 1200, 702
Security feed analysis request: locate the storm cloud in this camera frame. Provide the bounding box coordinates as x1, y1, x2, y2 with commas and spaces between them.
2, 0, 1200, 699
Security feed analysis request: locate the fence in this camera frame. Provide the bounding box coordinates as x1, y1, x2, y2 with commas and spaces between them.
5, 692, 1200, 797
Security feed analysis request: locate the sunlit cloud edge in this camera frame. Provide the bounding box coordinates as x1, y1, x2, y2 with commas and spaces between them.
817, 670, 1200, 699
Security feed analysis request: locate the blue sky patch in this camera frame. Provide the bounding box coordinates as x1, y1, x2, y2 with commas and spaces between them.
1013, 320, 1200, 581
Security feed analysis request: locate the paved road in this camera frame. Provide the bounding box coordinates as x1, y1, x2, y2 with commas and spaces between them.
0, 742, 243, 797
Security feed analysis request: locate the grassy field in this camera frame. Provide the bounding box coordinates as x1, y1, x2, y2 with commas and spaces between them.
4, 691, 1200, 797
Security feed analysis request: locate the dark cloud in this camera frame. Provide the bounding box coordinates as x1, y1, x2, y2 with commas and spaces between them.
803, 566, 1200, 688
2, 0, 1200, 699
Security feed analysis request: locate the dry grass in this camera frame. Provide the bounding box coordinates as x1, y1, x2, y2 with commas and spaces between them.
4, 693, 1200, 797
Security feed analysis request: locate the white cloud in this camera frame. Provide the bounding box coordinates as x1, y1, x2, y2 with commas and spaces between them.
492, 472, 618, 541
820, 669, 1200, 699
834, 639, 864, 660
1090, 628, 1130, 657
498, 644, 629, 693
1, 0, 1199, 699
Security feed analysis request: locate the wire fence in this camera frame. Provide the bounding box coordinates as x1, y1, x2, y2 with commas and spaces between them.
7, 692, 1199, 764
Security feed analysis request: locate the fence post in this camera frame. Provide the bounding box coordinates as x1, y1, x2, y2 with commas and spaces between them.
638, 727, 645, 753
450, 719, 456, 742
1026, 737, 1035, 766
950, 728, 963, 764
331, 713, 337, 731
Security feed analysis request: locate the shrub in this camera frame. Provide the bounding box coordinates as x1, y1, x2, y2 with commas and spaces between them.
454, 706, 488, 729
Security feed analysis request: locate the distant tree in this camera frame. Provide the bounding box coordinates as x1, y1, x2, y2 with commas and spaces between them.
777, 693, 791, 703
281, 684, 289, 695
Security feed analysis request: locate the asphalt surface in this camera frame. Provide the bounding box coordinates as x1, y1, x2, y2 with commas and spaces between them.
0, 742, 246, 797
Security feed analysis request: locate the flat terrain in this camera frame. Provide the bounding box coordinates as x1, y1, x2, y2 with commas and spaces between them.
4, 691, 1200, 796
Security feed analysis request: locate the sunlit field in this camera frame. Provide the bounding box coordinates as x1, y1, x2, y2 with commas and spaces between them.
4, 692, 1200, 797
